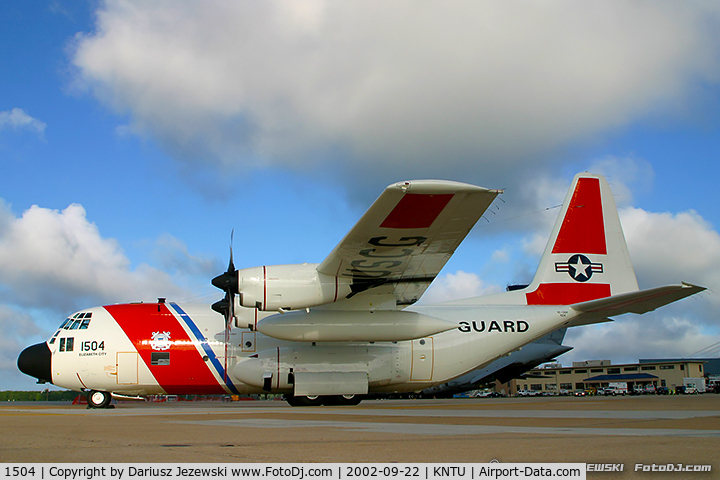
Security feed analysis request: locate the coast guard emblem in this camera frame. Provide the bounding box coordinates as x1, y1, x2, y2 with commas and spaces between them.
150, 331, 172, 350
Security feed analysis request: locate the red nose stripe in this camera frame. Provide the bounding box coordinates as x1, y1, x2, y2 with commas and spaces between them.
552, 177, 607, 255
105, 303, 225, 395
381, 193, 454, 229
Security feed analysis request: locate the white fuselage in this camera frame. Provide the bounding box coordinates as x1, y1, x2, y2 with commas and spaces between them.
45, 300, 575, 397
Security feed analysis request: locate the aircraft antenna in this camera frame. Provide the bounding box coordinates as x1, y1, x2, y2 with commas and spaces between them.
685, 340, 720, 359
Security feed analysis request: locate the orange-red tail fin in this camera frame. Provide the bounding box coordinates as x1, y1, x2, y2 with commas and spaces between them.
525, 173, 638, 306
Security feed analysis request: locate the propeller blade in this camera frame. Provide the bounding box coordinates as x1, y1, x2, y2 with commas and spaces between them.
228, 229, 235, 272
212, 230, 238, 292
211, 294, 229, 315
224, 230, 236, 383
212, 230, 238, 324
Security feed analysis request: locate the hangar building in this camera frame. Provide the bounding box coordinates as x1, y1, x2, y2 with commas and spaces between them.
501, 359, 706, 395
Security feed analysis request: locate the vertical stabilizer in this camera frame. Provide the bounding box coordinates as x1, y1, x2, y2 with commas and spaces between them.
524, 173, 638, 305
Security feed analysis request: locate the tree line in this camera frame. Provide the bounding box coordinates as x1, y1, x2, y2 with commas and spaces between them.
0, 390, 78, 401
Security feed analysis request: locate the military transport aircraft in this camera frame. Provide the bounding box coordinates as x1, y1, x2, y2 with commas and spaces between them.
18, 173, 704, 407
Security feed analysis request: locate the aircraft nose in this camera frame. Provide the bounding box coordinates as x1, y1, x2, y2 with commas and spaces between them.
17, 342, 52, 384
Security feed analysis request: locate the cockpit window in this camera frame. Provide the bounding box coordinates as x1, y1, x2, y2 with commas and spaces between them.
62, 312, 92, 330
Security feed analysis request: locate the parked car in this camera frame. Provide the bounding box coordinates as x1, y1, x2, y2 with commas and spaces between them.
472, 391, 492, 398
517, 390, 541, 397
600, 386, 627, 396
574, 390, 586, 397
656, 386, 669, 395
607, 382, 629, 395
473, 391, 505, 398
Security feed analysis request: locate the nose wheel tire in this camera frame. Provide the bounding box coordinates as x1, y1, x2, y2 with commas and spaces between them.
87, 390, 112, 409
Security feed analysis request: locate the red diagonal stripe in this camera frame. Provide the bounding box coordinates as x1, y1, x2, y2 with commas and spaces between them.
106, 303, 225, 394
552, 177, 607, 255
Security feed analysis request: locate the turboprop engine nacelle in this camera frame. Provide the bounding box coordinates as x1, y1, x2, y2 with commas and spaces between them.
237, 264, 353, 311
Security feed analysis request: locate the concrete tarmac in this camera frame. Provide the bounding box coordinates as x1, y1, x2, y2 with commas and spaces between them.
1, 395, 718, 477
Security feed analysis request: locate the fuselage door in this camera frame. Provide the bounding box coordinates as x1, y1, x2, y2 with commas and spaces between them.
410, 337, 434, 381
117, 352, 139, 385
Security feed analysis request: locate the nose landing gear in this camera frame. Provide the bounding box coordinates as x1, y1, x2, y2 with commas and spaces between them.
87, 390, 113, 409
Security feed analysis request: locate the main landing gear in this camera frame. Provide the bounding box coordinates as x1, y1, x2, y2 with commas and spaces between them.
284, 394, 363, 407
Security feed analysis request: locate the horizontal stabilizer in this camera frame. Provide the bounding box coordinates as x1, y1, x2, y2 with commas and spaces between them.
569, 282, 705, 324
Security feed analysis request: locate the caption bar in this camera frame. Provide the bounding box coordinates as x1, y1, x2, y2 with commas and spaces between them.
3, 464, 586, 480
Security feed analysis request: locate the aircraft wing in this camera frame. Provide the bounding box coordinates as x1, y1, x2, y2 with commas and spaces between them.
317, 180, 501, 307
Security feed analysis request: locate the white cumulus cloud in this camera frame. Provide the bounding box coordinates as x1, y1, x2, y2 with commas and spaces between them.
0, 108, 46, 137
70, 1, 720, 188
422, 270, 502, 305
564, 315, 716, 365
620, 206, 720, 312
0, 200, 188, 312
0, 305, 46, 376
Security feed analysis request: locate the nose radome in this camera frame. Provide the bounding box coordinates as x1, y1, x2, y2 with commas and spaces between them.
17, 342, 52, 384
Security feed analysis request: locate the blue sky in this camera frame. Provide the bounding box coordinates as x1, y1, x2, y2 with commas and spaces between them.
2, 1, 720, 390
